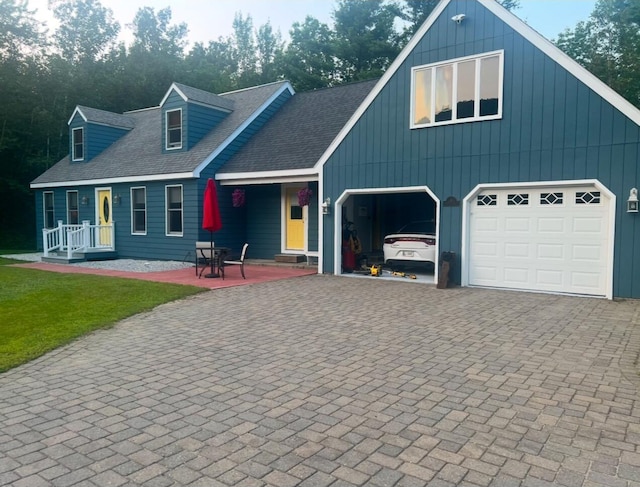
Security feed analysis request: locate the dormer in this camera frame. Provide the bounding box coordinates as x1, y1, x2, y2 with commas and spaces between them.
68, 106, 134, 162
159, 83, 235, 153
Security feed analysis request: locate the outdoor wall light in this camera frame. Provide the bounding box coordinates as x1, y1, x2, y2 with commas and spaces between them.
321, 197, 331, 215
451, 13, 466, 24
628, 188, 638, 213
113, 194, 121, 206
80, 196, 90, 206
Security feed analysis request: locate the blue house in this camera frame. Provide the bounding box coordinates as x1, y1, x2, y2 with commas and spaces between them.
30, 79, 375, 265
317, 0, 640, 299
32, 0, 640, 299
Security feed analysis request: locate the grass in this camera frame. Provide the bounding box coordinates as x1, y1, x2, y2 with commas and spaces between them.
0, 261, 205, 373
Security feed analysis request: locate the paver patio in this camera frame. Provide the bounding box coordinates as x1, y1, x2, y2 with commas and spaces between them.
1, 275, 639, 486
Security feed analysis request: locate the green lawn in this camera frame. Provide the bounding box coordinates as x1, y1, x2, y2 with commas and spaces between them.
0, 260, 205, 372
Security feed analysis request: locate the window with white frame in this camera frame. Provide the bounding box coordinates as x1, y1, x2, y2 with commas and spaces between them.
72, 127, 84, 160
44, 191, 55, 229
165, 109, 182, 149
166, 185, 183, 235
411, 51, 503, 128
131, 187, 147, 234
67, 191, 79, 224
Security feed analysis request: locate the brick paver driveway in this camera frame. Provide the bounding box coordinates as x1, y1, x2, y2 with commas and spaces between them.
2, 276, 640, 487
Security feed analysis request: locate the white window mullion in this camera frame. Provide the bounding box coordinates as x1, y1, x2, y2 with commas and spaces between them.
430, 67, 436, 124
474, 58, 481, 119
452, 62, 458, 121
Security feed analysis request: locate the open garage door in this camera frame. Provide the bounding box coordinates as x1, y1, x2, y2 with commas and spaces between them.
465, 182, 614, 297
335, 187, 440, 283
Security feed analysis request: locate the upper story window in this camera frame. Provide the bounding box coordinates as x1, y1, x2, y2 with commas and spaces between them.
72, 127, 84, 160
166, 109, 182, 150
67, 191, 79, 225
44, 191, 55, 229
411, 50, 503, 128
166, 185, 183, 236
131, 187, 147, 235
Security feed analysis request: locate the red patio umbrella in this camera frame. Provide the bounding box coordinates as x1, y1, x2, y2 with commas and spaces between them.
202, 178, 222, 277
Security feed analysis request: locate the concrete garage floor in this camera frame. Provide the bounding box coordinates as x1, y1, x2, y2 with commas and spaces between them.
1, 276, 640, 486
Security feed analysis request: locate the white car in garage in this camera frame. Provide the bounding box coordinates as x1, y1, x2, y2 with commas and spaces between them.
383, 220, 437, 268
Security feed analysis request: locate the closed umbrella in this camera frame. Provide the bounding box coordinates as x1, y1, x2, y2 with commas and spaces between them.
202, 178, 222, 277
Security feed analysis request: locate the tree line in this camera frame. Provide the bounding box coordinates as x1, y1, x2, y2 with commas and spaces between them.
0, 0, 637, 248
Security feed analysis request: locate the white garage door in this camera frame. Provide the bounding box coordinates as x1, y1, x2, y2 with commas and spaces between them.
468, 185, 612, 296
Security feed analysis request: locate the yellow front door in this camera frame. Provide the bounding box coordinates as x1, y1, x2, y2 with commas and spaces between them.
286, 188, 304, 250
97, 189, 112, 245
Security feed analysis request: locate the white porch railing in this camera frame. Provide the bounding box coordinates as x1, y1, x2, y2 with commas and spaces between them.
42, 220, 115, 259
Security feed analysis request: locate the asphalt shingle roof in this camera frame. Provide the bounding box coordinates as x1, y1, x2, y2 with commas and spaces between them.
75, 106, 135, 129
218, 79, 378, 174
171, 83, 235, 111
32, 81, 290, 185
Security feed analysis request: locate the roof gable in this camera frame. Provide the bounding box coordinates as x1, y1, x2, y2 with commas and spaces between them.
68, 106, 135, 130
160, 82, 235, 112
31, 81, 294, 188
317, 0, 640, 169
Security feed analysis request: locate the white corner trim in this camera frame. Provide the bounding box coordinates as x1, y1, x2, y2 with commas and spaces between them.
193, 83, 295, 178
160, 83, 187, 107
68, 106, 87, 125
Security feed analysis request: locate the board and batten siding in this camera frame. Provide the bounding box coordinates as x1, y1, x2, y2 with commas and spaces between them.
322, 0, 640, 298
245, 184, 282, 259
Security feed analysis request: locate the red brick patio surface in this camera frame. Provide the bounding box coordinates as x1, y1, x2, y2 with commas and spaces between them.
14, 261, 317, 289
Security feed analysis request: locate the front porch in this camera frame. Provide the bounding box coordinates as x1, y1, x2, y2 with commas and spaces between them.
42, 220, 117, 263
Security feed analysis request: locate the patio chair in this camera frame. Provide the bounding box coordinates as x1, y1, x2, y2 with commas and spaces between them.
195, 241, 215, 278
221, 243, 248, 279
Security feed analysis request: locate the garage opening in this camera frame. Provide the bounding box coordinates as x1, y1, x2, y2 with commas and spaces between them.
335, 187, 439, 284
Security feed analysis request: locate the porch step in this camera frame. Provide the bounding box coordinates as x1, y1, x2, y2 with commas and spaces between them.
274, 254, 306, 263
42, 254, 86, 264
42, 250, 118, 264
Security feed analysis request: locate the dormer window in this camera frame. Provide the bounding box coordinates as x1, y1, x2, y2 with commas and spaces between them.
72, 127, 84, 161
166, 109, 182, 150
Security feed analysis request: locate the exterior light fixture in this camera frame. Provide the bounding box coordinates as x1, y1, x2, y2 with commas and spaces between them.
81, 196, 90, 206
321, 197, 331, 215
451, 14, 466, 24
113, 194, 121, 206
628, 188, 638, 213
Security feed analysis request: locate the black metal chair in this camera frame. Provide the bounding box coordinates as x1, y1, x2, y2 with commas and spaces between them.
221, 243, 248, 279
195, 241, 215, 278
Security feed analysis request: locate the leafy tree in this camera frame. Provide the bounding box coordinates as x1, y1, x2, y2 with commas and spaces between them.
279, 16, 337, 91
50, 0, 120, 64
255, 21, 284, 84
126, 6, 189, 108
184, 39, 237, 94
0, 0, 45, 61
555, 0, 640, 107
332, 0, 402, 82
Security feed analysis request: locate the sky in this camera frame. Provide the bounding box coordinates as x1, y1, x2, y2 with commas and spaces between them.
28, 0, 598, 48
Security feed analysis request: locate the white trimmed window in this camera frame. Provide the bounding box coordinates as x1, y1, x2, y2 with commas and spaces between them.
165, 109, 182, 149
72, 127, 84, 160
67, 191, 79, 224
166, 185, 183, 235
411, 50, 503, 128
44, 191, 55, 229
131, 187, 147, 235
